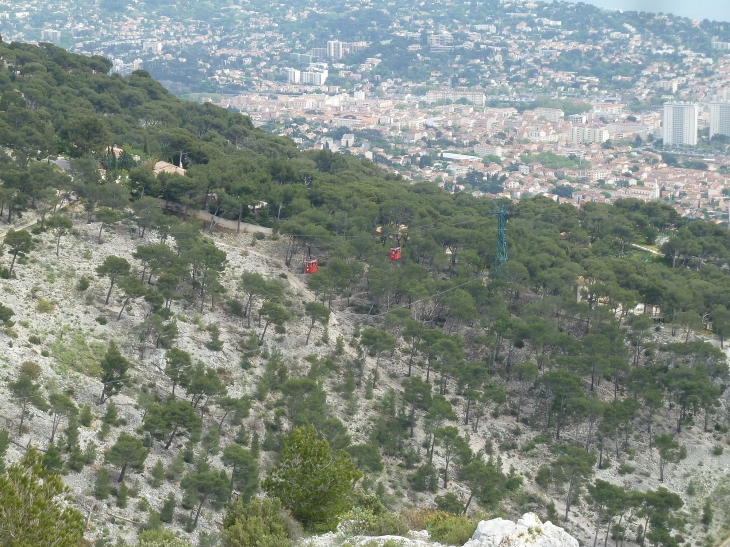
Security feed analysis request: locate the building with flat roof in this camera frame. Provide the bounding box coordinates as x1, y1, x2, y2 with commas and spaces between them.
709, 102, 730, 140
425, 90, 485, 106
663, 102, 698, 146
534, 107, 564, 122
569, 127, 609, 144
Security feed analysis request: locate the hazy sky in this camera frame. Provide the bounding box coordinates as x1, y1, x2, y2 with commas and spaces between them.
555, 0, 730, 23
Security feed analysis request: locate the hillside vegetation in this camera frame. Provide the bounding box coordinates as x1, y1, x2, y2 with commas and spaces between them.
0, 40, 730, 547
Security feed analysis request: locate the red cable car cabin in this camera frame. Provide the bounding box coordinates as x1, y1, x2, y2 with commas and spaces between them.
389, 247, 402, 261
304, 259, 318, 274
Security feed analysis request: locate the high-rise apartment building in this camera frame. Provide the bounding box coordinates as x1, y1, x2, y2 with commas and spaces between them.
300, 67, 328, 86
327, 41, 344, 59
286, 68, 301, 84
41, 29, 61, 41
111, 58, 143, 77
325, 41, 369, 59
709, 102, 730, 140
663, 102, 698, 146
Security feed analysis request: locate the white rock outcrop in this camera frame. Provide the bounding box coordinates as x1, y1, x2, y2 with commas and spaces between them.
300, 513, 578, 547
465, 513, 579, 547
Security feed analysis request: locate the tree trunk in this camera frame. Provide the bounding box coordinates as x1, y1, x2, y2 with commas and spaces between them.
118, 297, 130, 320
228, 464, 236, 498
565, 477, 575, 520
246, 294, 253, 328
105, 279, 115, 305
56, 232, 61, 257
218, 410, 231, 432
51, 416, 61, 443
659, 455, 664, 482
464, 491, 474, 513
18, 401, 27, 435
8, 252, 17, 277
306, 321, 314, 345
594, 513, 602, 547
193, 496, 207, 528
259, 321, 270, 343
118, 463, 128, 483
165, 426, 178, 449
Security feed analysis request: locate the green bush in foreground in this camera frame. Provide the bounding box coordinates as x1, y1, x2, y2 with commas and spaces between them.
263, 425, 362, 531
221, 497, 298, 547
425, 512, 478, 545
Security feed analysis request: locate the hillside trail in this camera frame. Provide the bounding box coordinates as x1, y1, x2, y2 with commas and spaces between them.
0, 212, 41, 238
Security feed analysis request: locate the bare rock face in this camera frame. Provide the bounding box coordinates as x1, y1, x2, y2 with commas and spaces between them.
465, 513, 579, 547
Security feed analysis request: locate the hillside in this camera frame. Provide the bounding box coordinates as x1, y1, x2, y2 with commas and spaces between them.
0, 41, 730, 547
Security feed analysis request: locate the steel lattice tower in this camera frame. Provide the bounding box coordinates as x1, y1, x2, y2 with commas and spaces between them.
493, 199, 508, 276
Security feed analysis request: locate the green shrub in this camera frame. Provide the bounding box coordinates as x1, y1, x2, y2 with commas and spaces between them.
221, 497, 298, 547
346, 444, 384, 473
339, 491, 408, 537
425, 513, 477, 545
435, 492, 465, 514
79, 404, 93, 427
94, 468, 111, 500
713, 445, 724, 456
535, 465, 551, 489
409, 463, 438, 492
76, 276, 90, 291
95, 316, 108, 325
137, 528, 191, 547
617, 463, 635, 475
36, 299, 55, 313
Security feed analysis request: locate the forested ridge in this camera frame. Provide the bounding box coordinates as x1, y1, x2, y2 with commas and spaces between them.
0, 40, 730, 547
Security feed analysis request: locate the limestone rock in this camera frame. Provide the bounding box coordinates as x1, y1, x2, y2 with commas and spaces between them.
465, 513, 579, 547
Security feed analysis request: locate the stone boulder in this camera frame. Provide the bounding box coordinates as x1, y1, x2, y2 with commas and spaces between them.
464, 513, 579, 547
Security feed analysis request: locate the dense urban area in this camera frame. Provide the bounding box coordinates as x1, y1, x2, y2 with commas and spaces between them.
5, 0, 730, 219
2, 2, 730, 547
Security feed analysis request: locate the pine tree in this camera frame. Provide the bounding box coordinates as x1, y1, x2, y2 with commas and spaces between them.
105, 433, 148, 482
262, 424, 362, 531
0, 449, 84, 546
160, 493, 176, 523
98, 342, 131, 403
94, 468, 111, 500
150, 459, 165, 487
42, 443, 64, 475
117, 482, 128, 508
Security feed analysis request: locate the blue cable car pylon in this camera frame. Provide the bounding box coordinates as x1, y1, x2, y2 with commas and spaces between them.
493, 199, 509, 277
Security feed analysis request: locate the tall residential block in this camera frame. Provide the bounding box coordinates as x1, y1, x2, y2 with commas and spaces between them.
663, 102, 698, 146
709, 102, 730, 140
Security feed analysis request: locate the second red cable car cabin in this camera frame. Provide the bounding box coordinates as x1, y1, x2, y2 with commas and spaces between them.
304, 259, 318, 274
304, 245, 319, 273
389, 247, 402, 260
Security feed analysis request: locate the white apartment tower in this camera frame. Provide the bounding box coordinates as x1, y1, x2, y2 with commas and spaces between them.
286, 68, 301, 84
327, 41, 344, 59
709, 102, 730, 140
663, 102, 698, 146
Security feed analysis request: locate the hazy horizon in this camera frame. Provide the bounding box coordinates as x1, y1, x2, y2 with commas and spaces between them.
554, 0, 730, 23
